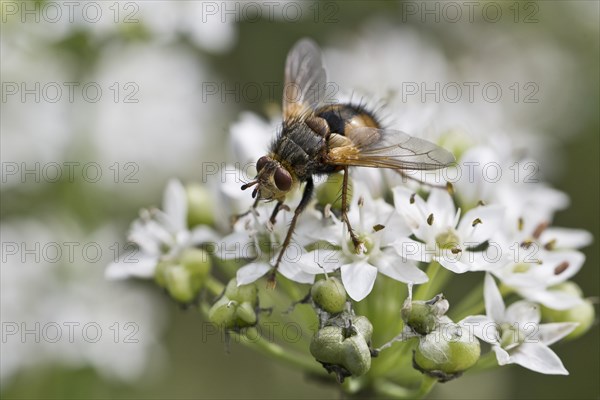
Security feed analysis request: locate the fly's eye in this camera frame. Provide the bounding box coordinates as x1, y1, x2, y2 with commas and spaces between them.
256, 156, 268, 172
274, 168, 292, 191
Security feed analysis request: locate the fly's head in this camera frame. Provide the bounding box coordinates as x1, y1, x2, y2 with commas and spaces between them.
242, 155, 294, 201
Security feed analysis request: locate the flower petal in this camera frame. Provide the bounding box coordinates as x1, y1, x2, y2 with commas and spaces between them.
508, 342, 569, 375
427, 189, 456, 228
105, 254, 158, 280
436, 256, 471, 274
163, 179, 187, 232
492, 345, 511, 365
340, 261, 378, 301
457, 205, 504, 244
516, 286, 584, 311
216, 231, 255, 261
236, 262, 270, 285
461, 315, 500, 344
505, 300, 540, 326
373, 250, 428, 284
540, 227, 593, 250
484, 273, 506, 322
537, 322, 578, 346
296, 249, 343, 274
189, 226, 218, 245
279, 260, 316, 284
391, 239, 433, 263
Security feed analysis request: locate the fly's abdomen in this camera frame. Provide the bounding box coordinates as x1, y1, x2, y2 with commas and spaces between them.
316, 104, 382, 135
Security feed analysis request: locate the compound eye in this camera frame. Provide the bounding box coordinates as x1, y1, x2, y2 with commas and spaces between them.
256, 156, 269, 172
274, 168, 292, 191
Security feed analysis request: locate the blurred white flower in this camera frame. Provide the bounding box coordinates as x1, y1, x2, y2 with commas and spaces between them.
138, 1, 237, 52
464, 274, 577, 375
106, 179, 216, 280
0, 32, 72, 187
1, 218, 168, 385
86, 42, 224, 195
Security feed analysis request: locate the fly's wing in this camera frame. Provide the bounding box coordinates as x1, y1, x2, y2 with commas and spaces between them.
283, 39, 328, 119
327, 127, 456, 171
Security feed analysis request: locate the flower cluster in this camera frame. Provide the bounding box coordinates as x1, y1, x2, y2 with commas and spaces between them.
105, 40, 595, 398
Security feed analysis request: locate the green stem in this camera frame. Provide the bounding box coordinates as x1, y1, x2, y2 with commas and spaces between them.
451, 281, 512, 321
414, 262, 441, 301
199, 301, 325, 376
373, 375, 436, 399
237, 327, 325, 375
205, 276, 225, 297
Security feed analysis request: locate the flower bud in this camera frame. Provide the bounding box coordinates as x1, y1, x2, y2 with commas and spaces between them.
351, 315, 373, 343
180, 248, 211, 290
225, 278, 258, 307
341, 334, 372, 376
402, 295, 449, 335
235, 301, 258, 326
542, 300, 595, 340
186, 183, 215, 228
208, 297, 238, 329
538, 281, 595, 340
311, 277, 347, 314
164, 264, 197, 303
316, 173, 352, 211
414, 324, 480, 381
310, 323, 372, 378
154, 260, 171, 288
310, 326, 345, 366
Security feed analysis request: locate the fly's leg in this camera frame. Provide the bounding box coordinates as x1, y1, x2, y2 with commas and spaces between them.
269, 200, 290, 225
341, 167, 362, 252
267, 178, 314, 288
230, 197, 260, 226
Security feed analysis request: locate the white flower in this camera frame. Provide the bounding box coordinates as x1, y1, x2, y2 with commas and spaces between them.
482, 214, 590, 310
106, 180, 216, 280
392, 187, 504, 274
217, 201, 317, 285
463, 274, 577, 375
298, 183, 427, 301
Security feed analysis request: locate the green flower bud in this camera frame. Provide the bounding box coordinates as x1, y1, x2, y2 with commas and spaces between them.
154, 260, 171, 288
225, 278, 259, 306
186, 183, 215, 227
208, 297, 237, 329
548, 281, 583, 297
165, 264, 196, 303
316, 173, 352, 211
311, 277, 347, 314
341, 334, 372, 376
402, 295, 449, 335
235, 301, 258, 326
310, 324, 372, 378
542, 300, 595, 340
180, 248, 211, 291
310, 326, 345, 366
414, 325, 481, 381
351, 315, 373, 343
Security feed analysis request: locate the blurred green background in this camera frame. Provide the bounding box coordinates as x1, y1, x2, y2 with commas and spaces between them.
1, 1, 598, 399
